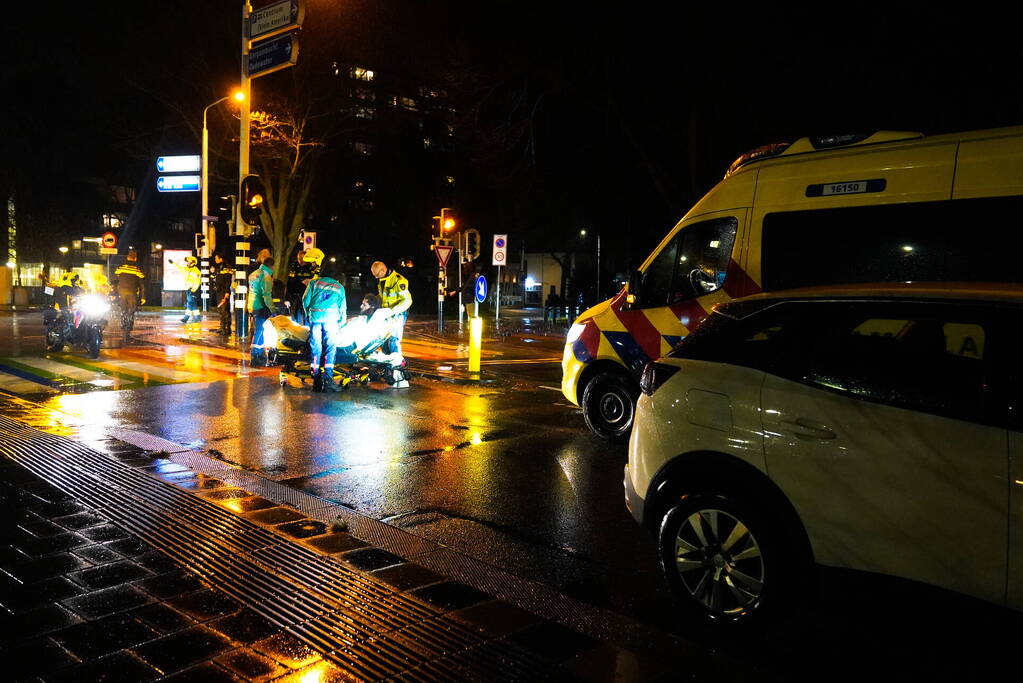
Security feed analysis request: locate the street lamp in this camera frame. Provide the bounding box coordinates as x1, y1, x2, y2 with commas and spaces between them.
202, 91, 243, 313
202, 90, 244, 254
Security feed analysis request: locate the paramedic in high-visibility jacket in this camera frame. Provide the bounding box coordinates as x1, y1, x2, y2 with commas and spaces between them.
371, 260, 411, 362
302, 261, 346, 392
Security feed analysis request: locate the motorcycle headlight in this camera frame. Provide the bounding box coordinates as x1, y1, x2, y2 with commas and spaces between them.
565, 322, 587, 344
79, 295, 110, 316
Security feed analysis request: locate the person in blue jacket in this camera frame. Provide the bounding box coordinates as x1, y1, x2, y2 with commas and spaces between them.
302, 261, 347, 392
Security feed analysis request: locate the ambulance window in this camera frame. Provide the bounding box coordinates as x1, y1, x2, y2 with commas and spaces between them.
671, 217, 738, 302
761, 196, 1023, 290
640, 236, 678, 308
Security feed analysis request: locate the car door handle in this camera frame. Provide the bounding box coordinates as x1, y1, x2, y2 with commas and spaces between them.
780, 418, 837, 441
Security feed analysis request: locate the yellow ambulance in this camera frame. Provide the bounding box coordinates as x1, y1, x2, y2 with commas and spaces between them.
563, 126, 1023, 440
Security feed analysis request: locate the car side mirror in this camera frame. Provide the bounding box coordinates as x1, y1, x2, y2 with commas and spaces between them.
626, 270, 642, 307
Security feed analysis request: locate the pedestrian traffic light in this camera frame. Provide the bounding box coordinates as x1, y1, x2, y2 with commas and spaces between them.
463, 228, 480, 262
240, 175, 266, 227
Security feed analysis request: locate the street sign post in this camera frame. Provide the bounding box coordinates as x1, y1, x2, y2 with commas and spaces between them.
434, 244, 454, 268
157, 176, 201, 192
101, 232, 117, 249
247, 32, 299, 78
492, 235, 507, 321
248, 0, 304, 42
492, 234, 507, 266
156, 155, 201, 173
301, 231, 316, 250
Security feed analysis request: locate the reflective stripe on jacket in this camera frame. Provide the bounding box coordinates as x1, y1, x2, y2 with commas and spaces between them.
302, 277, 346, 324
377, 270, 412, 314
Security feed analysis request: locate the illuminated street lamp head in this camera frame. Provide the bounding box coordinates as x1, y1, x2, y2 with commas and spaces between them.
580, 229, 587, 236
59, 246, 69, 254
233, 90, 245, 102
6, 261, 15, 268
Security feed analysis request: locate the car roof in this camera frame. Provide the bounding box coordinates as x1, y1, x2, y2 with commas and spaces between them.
718, 282, 1023, 318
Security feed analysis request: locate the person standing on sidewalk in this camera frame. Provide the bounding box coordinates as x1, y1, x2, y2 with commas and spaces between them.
302, 261, 346, 392
247, 256, 275, 366
212, 252, 234, 337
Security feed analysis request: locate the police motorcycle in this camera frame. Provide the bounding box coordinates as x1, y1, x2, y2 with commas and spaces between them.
43, 275, 109, 359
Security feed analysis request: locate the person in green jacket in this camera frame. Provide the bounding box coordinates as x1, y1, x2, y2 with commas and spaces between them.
247, 256, 275, 366
302, 261, 347, 392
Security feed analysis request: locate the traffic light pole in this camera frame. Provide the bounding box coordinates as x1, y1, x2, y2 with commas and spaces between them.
236, 0, 253, 346
457, 235, 464, 328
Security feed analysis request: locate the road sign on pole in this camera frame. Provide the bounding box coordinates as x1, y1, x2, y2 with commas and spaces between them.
247, 0, 304, 42
157, 176, 201, 192
157, 155, 201, 173
474, 275, 488, 303
101, 232, 117, 249
247, 32, 299, 79
434, 244, 454, 268
301, 231, 316, 250
492, 234, 508, 266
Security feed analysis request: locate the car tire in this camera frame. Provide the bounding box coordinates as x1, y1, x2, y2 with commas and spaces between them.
658, 492, 806, 632
581, 371, 638, 442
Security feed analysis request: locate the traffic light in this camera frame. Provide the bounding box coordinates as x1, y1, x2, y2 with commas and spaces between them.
463, 228, 480, 262
440, 207, 456, 233
240, 175, 266, 227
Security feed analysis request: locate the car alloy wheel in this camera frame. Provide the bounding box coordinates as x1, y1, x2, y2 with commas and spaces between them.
672, 507, 764, 616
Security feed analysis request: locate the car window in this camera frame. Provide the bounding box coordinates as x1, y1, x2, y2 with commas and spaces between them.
670, 302, 803, 371
677, 300, 996, 424
799, 305, 991, 423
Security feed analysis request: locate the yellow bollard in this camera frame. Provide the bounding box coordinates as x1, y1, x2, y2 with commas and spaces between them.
468, 315, 482, 373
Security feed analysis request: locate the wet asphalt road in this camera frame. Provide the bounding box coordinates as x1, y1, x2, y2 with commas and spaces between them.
3, 310, 1021, 679
43, 373, 676, 630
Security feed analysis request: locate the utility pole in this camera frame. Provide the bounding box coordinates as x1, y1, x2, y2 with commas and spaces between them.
235, 0, 253, 345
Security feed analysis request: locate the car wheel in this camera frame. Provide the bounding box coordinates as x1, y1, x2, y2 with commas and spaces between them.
658, 492, 804, 630
581, 372, 638, 442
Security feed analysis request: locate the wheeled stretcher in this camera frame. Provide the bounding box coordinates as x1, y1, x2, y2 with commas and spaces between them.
266, 309, 411, 388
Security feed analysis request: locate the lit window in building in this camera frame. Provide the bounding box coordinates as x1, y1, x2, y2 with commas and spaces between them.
423, 138, 432, 149
350, 66, 375, 81
355, 106, 374, 119
399, 96, 417, 111
102, 214, 122, 229
418, 86, 440, 98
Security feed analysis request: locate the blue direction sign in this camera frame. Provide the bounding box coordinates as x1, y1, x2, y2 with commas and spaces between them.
156, 155, 201, 173
248, 0, 304, 42
247, 33, 299, 78
474, 275, 488, 304
157, 175, 201, 193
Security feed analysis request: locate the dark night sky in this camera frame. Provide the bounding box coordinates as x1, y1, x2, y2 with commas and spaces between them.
3, 3, 1021, 271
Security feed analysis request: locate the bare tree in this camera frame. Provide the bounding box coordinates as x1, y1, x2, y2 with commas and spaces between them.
247, 106, 325, 280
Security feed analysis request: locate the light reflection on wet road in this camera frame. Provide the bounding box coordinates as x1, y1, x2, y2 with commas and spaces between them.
40, 371, 674, 627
